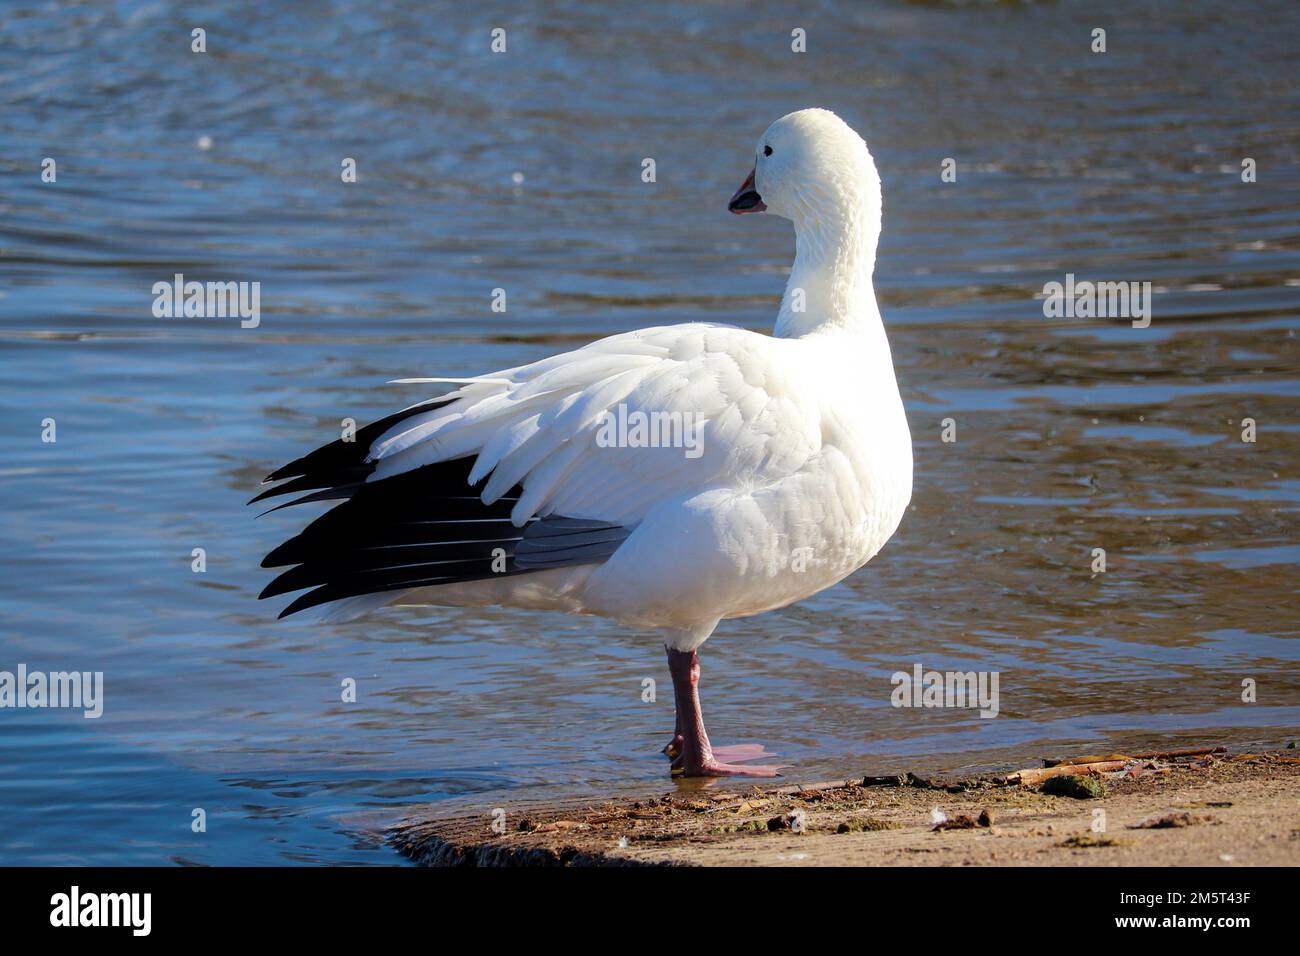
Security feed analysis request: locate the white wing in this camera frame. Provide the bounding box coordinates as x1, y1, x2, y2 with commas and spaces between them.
367, 322, 823, 528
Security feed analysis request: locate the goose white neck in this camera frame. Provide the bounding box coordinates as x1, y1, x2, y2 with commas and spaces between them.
774, 194, 883, 342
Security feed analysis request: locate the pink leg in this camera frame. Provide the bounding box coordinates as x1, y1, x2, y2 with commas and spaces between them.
665, 646, 780, 778
662, 656, 686, 760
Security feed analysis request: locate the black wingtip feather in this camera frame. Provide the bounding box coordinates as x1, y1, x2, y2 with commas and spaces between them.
259, 539, 528, 599
255, 484, 365, 517
249, 467, 371, 505
256, 396, 627, 621
262, 398, 453, 485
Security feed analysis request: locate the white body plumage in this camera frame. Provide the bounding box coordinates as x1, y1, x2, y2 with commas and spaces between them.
328, 109, 913, 651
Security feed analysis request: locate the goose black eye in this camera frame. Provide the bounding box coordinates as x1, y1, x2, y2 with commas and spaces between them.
764, 145, 773, 156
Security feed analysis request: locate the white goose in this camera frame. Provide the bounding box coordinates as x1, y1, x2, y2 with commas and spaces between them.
254, 108, 913, 777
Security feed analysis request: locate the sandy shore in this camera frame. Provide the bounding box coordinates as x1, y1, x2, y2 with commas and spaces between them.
388, 748, 1300, 866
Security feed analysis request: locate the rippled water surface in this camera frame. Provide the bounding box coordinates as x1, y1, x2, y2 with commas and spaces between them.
2, 1, 1298, 864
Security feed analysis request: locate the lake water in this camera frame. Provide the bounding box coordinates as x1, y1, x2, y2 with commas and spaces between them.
1, 0, 1297, 864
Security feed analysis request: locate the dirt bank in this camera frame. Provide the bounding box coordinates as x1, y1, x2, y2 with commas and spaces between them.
388, 748, 1300, 866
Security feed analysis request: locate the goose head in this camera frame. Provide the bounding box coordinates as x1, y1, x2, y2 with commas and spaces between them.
728, 109, 886, 338
728, 108, 881, 229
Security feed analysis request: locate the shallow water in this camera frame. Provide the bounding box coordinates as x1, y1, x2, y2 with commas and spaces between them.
1, 1, 1298, 864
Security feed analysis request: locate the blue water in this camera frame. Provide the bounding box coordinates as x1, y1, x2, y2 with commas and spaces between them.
2, 1, 1298, 864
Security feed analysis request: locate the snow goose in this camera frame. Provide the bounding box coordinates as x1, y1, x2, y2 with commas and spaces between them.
254, 108, 913, 777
